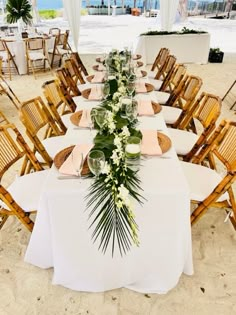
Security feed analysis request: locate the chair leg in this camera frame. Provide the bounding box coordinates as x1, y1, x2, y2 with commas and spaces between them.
8, 61, 11, 81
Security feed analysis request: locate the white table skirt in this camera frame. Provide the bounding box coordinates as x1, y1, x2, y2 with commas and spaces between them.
25, 91, 193, 293
135, 33, 210, 65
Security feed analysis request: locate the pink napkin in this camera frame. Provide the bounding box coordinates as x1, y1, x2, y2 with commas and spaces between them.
78, 109, 92, 128
91, 72, 105, 83
59, 144, 93, 175
97, 64, 105, 71
135, 82, 147, 93
88, 86, 103, 100
138, 100, 154, 116
141, 130, 162, 156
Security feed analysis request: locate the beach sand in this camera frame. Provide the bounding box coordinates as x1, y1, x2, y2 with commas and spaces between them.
0, 15, 236, 315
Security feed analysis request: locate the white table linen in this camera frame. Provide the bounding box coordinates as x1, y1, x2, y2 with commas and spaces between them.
25, 90, 193, 294
135, 33, 210, 65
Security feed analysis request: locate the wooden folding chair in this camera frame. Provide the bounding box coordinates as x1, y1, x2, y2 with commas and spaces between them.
25, 37, 53, 79
64, 58, 85, 85
19, 96, 62, 169
70, 52, 88, 77
154, 54, 176, 81
56, 67, 80, 97
160, 63, 186, 93
149, 55, 177, 91
0, 74, 21, 109
181, 120, 236, 229
161, 75, 202, 128
49, 27, 61, 36
42, 79, 76, 133
168, 92, 221, 162
150, 47, 169, 73
0, 123, 44, 231
0, 39, 19, 80
49, 30, 72, 68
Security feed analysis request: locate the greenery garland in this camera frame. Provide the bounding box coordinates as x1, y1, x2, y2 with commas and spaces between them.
86, 50, 144, 256
141, 27, 208, 36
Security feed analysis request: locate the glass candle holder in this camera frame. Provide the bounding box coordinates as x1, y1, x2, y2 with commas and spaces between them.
125, 136, 141, 160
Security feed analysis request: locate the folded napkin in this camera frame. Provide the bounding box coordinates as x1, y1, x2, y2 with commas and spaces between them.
78, 109, 92, 128
97, 64, 105, 71
88, 86, 103, 100
59, 144, 93, 176
135, 82, 147, 93
138, 100, 154, 116
91, 72, 105, 83
141, 130, 162, 156
132, 54, 140, 60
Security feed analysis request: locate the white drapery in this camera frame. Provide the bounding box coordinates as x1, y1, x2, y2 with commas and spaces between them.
160, 0, 179, 31
63, 0, 81, 52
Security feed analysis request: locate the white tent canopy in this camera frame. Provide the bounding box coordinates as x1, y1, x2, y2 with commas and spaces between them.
62, 0, 81, 52
160, 0, 179, 32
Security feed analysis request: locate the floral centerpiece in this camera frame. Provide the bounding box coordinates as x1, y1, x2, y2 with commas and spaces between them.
86, 49, 144, 256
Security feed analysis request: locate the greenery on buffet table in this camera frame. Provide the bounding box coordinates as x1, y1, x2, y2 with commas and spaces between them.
140, 27, 208, 36
86, 49, 144, 256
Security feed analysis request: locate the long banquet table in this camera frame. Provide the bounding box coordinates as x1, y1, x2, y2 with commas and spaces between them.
24, 82, 193, 294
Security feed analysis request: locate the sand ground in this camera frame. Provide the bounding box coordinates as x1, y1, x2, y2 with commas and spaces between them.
0, 15, 236, 315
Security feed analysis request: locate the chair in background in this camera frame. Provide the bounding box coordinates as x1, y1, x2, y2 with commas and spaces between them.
25, 37, 52, 79
0, 74, 21, 109
149, 47, 169, 78
64, 58, 85, 85
0, 39, 19, 80
19, 96, 62, 169
70, 52, 88, 77
168, 92, 221, 162
49, 27, 61, 37
49, 30, 72, 68
42, 79, 76, 133
181, 120, 236, 229
0, 123, 45, 231
149, 54, 177, 89
159, 63, 186, 93
161, 75, 203, 128
56, 67, 81, 97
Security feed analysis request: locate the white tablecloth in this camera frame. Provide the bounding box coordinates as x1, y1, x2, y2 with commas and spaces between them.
135, 33, 210, 65
25, 90, 193, 293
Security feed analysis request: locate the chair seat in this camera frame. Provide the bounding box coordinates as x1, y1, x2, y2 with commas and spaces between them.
28, 51, 47, 61
61, 113, 73, 128
0, 51, 14, 61
4, 170, 50, 211
168, 128, 199, 155
35, 135, 69, 163
149, 78, 163, 91
153, 91, 170, 104
57, 47, 70, 55
161, 106, 182, 124
180, 161, 228, 202
148, 70, 163, 80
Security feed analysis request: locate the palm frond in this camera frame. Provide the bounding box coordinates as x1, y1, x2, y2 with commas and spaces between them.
6, 0, 32, 25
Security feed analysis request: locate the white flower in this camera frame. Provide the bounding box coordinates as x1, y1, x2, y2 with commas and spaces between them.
101, 161, 111, 175
108, 121, 116, 133
121, 126, 130, 138
114, 135, 122, 148
118, 86, 126, 94
111, 150, 120, 166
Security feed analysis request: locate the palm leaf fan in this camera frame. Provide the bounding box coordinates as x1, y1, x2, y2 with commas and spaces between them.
6, 0, 33, 25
